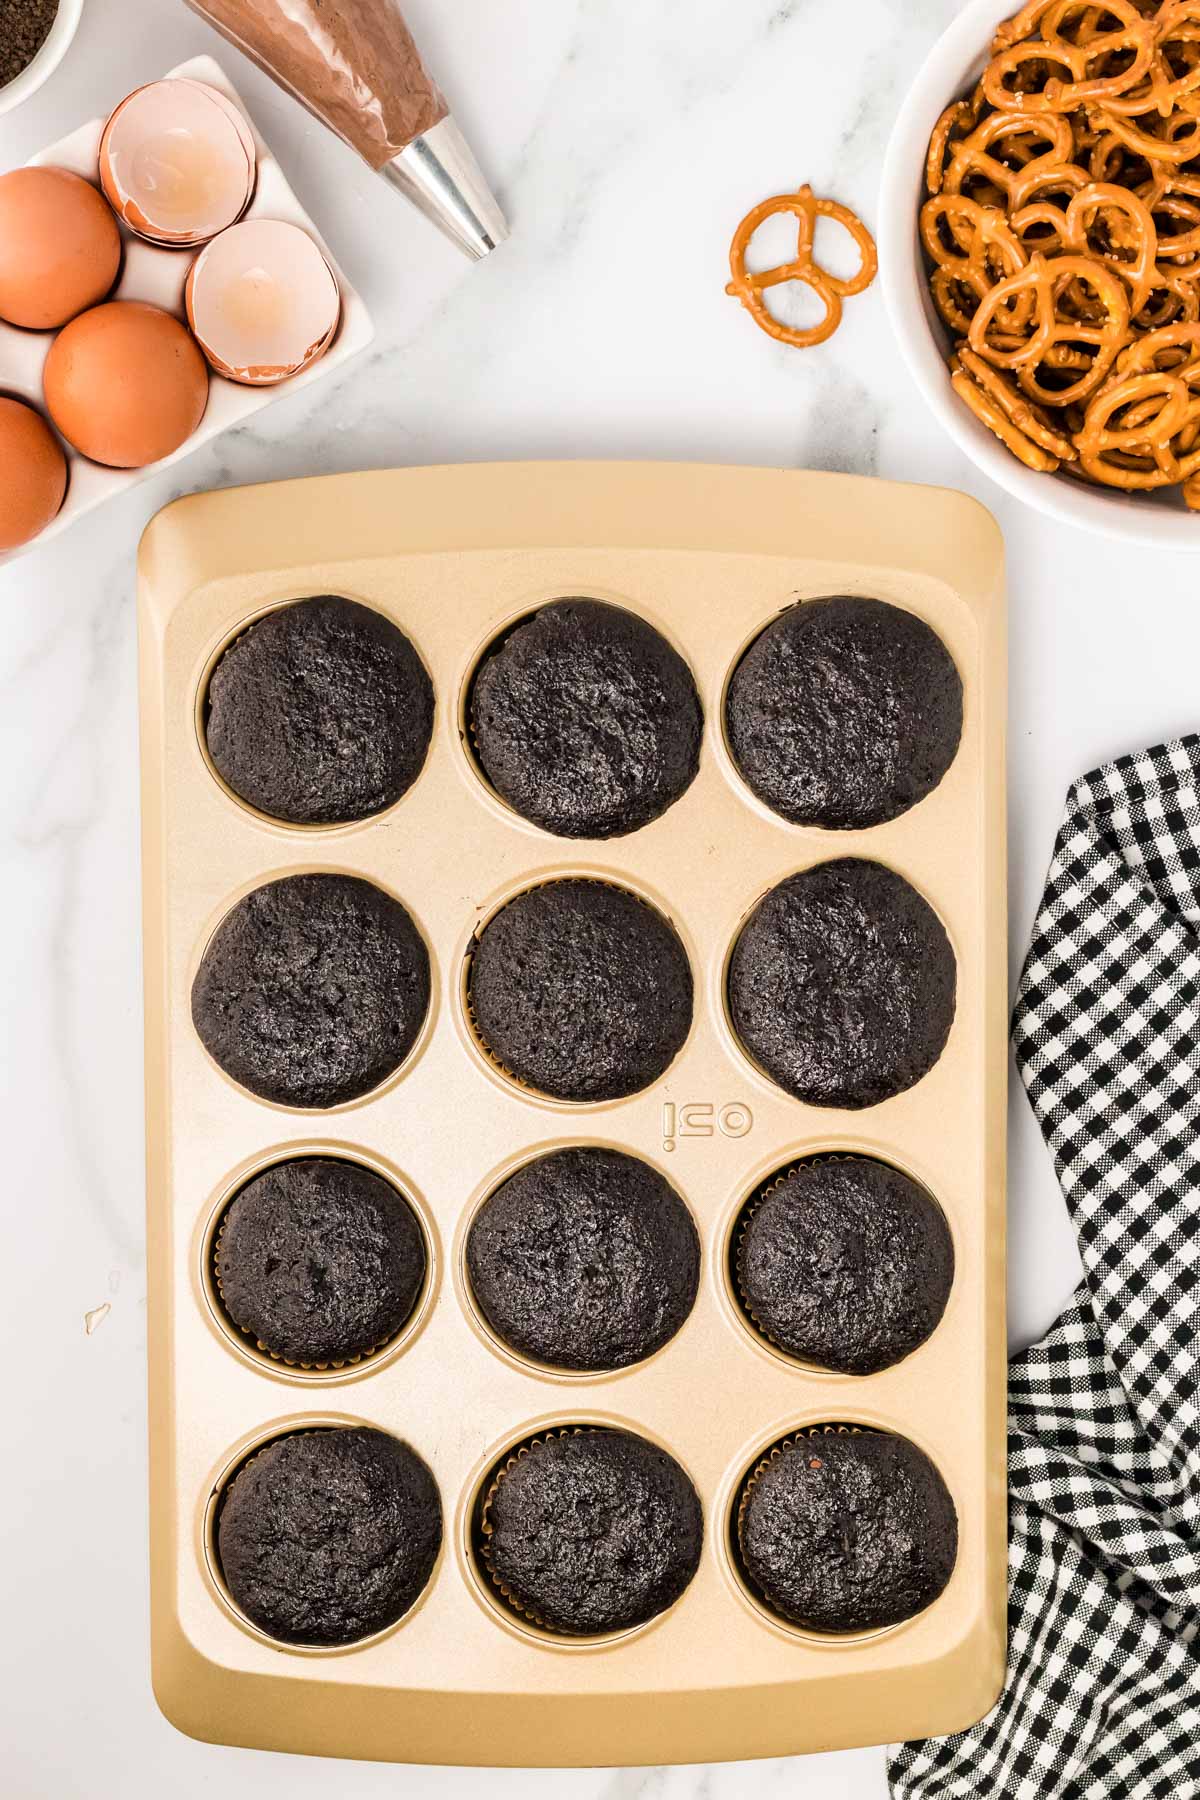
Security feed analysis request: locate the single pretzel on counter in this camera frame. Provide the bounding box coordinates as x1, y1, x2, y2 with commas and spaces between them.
726, 185, 877, 349
923, 0, 1200, 503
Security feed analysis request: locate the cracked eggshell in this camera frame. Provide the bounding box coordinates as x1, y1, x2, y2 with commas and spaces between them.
98, 79, 256, 249
185, 219, 342, 386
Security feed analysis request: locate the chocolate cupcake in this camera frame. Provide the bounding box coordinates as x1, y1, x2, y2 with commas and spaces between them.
192, 873, 430, 1108
216, 1158, 427, 1366
728, 859, 955, 1108
205, 595, 434, 826
736, 1158, 953, 1374
480, 1428, 702, 1635
468, 880, 692, 1102
470, 599, 702, 838
467, 1148, 699, 1371
737, 1429, 958, 1633
217, 1427, 442, 1646
725, 596, 962, 829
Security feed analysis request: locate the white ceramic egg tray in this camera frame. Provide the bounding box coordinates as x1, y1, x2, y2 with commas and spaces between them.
0, 55, 374, 567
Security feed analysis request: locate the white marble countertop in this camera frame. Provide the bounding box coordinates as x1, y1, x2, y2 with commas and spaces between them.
6, 0, 1199, 1793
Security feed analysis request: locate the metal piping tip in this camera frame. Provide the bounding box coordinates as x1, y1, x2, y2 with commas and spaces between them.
382, 115, 509, 261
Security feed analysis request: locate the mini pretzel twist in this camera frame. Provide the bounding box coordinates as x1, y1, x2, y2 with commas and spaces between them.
927, 85, 988, 195
944, 112, 1078, 208
921, 194, 1030, 333
984, 0, 1159, 112
1097, 0, 1200, 117
1075, 365, 1200, 484
951, 345, 1078, 468
969, 251, 1131, 404
725, 185, 877, 349
1064, 180, 1160, 311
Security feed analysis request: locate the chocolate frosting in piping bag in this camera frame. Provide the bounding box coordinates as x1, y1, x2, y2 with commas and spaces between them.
185, 0, 508, 257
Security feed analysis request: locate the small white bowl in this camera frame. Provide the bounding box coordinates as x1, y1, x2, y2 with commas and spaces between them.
0, 0, 84, 118
879, 0, 1200, 549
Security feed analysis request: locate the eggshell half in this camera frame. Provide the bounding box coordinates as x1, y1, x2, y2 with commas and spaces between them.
0, 397, 68, 550
99, 79, 255, 249
185, 218, 341, 385
43, 301, 209, 468
0, 167, 122, 330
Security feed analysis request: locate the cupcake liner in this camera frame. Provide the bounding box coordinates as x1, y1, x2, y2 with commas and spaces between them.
210, 1202, 411, 1373
732, 1154, 860, 1360
463, 878, 669, 1100
462, 943, 537, 1096
476, 1426, 604, 1633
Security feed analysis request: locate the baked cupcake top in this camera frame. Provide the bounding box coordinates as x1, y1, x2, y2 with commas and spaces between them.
216, 1157, 427, 1366
737, 1429, 958, 1633
481, 1428, 702, 1635
471, 598, 702, 838
468, 880, 693, 1102
737, 1157, 954, 1374
725, 596, 963, 830
728, 859, 955, 1108
205, 595, 434, 826
192, 873, 430, 1108
467, 1148, 699, 1371
217, 1428, 442, 1646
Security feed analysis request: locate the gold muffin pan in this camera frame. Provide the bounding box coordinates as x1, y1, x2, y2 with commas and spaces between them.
138, 462, 1007, 1766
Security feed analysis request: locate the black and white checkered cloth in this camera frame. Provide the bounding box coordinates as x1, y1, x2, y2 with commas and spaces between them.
889, 739, 1200, 1800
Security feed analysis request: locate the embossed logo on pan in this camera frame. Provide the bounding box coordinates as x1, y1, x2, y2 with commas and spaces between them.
662, 1101, 753, 1153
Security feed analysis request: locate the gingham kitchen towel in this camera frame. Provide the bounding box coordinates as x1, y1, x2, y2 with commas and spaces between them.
889, 738, 1200, 1800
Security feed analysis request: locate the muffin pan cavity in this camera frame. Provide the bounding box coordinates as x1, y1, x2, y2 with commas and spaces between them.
730, 1425, 959, 1644
204, 1421, 443, 1652
469, 1423, 703, 1647
462, 1146, 701, 1376
464, 875, 694, 1104
139, 463, 1006, 1765
464, 597, 703, 839
726, 1154, 955, 1377
202, 1151, 436, 1379
199, 594, 434, 830
723, 596, 964, 831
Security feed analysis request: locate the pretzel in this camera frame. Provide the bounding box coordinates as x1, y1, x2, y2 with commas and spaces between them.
1099, 0, 1200, 116
969, 251, 1131, 404
1089, 101, 1200, 166
924, 0, 1200, 501
1075, 365, 1200, 483
944, 112, 1077, 208
725, 185, 877, 348
927, 85, 988, 195
921, 194, 1030, 332
984, 0, 1159, 112
1064, 181, 1159, 311
951, 346, 1078, 467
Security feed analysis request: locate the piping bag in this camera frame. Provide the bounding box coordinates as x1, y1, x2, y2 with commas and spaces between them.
183, 0, 508, 259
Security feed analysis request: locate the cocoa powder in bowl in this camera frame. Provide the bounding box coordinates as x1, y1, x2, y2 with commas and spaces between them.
0, 0, 59, 89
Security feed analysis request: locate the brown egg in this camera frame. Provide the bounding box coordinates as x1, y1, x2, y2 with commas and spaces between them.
0, 397, 68, 552
0, 167, 122, 331
43, 301, 209, 468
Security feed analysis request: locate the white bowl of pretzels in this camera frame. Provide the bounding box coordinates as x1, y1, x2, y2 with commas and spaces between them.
881, 0, 1200, 546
